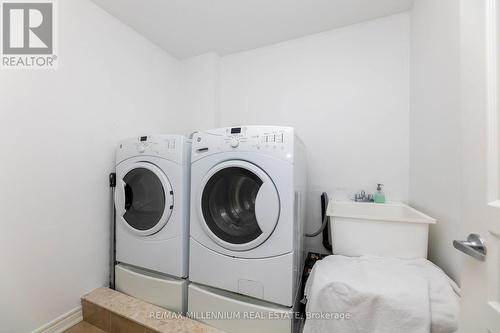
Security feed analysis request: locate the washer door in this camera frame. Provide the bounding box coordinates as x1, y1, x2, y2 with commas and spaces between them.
115, 162, 174, 236
199, 160, 280, 251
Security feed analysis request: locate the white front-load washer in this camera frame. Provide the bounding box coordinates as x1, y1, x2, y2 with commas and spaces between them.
114, 135, 190, 312
189, 126, 307, 307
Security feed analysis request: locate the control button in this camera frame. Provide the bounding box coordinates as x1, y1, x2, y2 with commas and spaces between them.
276, 134, 283, 143
138, 144, 146, 153
230, 138, 239, 148
270, 135, 276, 142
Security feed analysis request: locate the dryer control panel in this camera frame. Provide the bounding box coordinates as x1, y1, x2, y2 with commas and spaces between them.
116, 135, 189, 165
192, 126, 299, 163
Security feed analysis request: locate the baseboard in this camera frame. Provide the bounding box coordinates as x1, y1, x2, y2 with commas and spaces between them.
32, 306, 82, 333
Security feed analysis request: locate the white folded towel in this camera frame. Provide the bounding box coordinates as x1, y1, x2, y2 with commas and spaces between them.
303, 255, 460, 333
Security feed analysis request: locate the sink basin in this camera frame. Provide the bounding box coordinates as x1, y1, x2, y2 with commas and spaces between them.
326, 201, 436, 259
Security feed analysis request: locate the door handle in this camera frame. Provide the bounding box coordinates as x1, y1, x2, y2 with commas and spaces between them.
453, 234, 487, 261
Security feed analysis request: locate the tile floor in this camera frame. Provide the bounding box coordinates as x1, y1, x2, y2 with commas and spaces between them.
75, 287, 224, 333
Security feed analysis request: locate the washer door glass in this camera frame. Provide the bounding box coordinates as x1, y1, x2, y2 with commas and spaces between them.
123, 167, 165, 230
200, 161, 280, 250
116, 162, 174, 236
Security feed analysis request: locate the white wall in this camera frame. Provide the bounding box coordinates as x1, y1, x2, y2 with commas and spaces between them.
218, 13, 410, 252
0, 1, 187, 332
180, 53, 221, 133
409, 0, 463, 283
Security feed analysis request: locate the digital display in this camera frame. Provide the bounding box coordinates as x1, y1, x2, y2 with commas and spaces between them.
231, 128, 241, 134
140, 136, 147, 142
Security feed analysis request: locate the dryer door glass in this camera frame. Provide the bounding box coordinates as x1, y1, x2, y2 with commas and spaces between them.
123, 167, 166, 231
202, 167, 263, 244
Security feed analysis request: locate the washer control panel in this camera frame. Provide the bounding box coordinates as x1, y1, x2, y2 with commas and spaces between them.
192, 126, 296, 162
263, 133, 284, 143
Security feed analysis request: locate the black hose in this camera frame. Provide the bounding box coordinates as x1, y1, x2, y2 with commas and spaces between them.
305, 192, 331, 239
321, 193, 332, 252
109, 172, 116, 289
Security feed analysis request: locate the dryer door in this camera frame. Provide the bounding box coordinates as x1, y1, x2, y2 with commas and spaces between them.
199, 160, 280, 251
115, 162, 174, 236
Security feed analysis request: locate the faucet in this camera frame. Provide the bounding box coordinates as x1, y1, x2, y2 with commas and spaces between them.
354, 190, 374, 202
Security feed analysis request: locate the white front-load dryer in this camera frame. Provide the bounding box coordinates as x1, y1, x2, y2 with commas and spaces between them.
114, 135, 190, 313
189, 126, 307, 307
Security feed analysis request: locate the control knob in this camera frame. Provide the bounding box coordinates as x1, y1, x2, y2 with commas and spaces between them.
230, 138, 239, 148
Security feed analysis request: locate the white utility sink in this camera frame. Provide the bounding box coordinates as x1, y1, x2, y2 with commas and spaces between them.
326, 201, 436, 259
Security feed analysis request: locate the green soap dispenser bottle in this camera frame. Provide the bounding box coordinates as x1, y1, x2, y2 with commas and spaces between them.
374, 184, 386, 203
